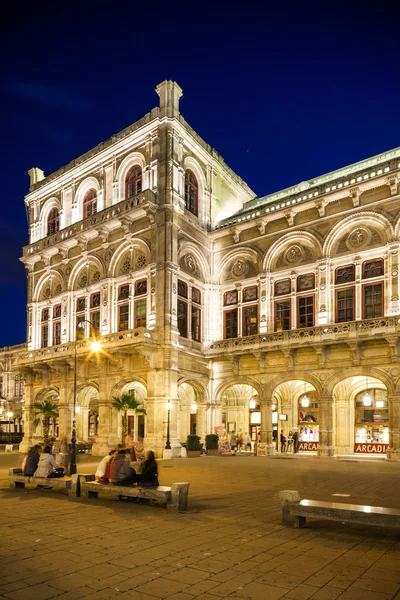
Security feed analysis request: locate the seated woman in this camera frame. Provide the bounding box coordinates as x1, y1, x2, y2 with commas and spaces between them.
95, 449, 116, 483
109, 449, 137, 486
23, 445, 42, 476
34, 446, 64, 478
139, 450, 159, 488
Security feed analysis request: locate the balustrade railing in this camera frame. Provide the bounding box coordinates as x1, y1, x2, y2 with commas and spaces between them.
24, 189, 155, 256
207, 316, 399, 353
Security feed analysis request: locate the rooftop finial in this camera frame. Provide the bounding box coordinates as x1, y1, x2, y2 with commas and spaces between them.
156, 80, 183, 117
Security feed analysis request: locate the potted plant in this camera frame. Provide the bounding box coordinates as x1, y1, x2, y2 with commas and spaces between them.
186, 434, 201, 457
33, 400, 59, 445
205, 434, 219, 456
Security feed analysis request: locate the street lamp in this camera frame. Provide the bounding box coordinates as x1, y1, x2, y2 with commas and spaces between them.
165, 399, 172, 450
70, 319, 101, 475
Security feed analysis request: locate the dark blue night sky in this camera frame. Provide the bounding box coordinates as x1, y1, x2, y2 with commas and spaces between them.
2, 1, 400, 346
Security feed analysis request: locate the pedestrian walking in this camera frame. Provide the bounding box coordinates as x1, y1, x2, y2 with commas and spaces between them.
293, 430, 299, 453
243, 431, 252, 452
280, 432, 287, 453
230, 431, 237, 454
236, 429, 243, 453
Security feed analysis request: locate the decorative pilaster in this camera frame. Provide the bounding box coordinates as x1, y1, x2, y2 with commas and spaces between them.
260, 392, 274, 454
387, 394, 400, 461
317, 395, 335, 458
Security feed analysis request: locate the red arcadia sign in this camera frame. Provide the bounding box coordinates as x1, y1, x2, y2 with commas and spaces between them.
298, 441, 319, 451
354, 443, 388, 454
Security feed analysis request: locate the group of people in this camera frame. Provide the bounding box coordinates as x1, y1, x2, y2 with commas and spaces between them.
229, 430, 252, 454
22, 444, 65, 485
21, 444, 159, 489
280, 430, 299, 453
95, 448, 159, 487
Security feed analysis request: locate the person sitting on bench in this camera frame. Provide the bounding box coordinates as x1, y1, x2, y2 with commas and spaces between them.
139, 450, 159, 488
34, 446, 64, 478
109, 449, 137, 486
23, 445, 42, 476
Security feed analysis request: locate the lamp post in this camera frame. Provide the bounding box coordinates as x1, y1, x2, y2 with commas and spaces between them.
70, 319, 101, 476
6, 411, 13, 445
165, 399, 172, 450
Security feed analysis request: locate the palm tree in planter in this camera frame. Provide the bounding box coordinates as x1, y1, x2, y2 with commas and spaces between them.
32, 400, 59, 445
112, 390, 147, 445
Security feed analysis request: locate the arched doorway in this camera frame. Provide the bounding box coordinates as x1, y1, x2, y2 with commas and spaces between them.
332, 376, 388, 456
76, 385, 99, 444
271, 380, 318, 453
221, 384, 259, 448
111, 381, 147, 444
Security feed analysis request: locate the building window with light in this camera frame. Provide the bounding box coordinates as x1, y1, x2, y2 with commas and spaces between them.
83, 189, 97, 219
15, 375, 24, 397
177, 280, 188, 338
191, 287, 201, 342
134, 279, 147, 328
41, 307, 49, 347
184, 170, 198, 216
354, 388, 388, 451
118, 284, 130, 331
53, 304, 62, 345
125, 166, 142, 198
76, 297, 86, 337
275, 300, 290, 332
363, 283, 383, 319
47, 208, 60, 235
90, 293, 101, 336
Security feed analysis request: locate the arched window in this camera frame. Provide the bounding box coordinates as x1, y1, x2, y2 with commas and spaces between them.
83, 189, 97, 218
184, 170, 198, 216
47, 208, 60, 235
125, 166, 142, 198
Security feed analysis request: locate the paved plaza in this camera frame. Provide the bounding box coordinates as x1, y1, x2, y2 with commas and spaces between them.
0, 453, 399, 600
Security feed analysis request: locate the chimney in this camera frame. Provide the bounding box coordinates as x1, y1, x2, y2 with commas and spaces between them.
156, 80, 183, 117
28, 167, 45, 188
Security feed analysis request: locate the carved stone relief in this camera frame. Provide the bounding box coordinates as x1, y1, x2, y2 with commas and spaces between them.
180, 253, 199, 277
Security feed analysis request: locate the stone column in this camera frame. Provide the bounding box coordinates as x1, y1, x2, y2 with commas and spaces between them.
91, 369, 119, 456
317, 394, 335, 458
19, 369, 36, 453
196, 405, 205, 441
260, 397, 274, 454
387, 394, 400, 461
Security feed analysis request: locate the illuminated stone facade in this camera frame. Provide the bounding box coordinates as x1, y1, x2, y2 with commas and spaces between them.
15, 80, 400, 460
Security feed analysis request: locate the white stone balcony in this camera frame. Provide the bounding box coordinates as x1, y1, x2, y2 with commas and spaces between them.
16, 327, 152, 367
206, 316, 400, 355
23, 189, 155, 257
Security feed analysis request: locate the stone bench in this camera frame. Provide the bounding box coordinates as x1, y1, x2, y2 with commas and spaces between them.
279, 489, 400, 530
80, 478, 190, 511
8, 468, 95, 497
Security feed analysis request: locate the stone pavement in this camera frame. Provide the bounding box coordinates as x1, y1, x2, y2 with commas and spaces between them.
0, 454, 399, 600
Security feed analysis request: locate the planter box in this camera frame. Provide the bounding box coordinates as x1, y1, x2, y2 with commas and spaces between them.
187, 450, 201, 458
206, 449, 219, 456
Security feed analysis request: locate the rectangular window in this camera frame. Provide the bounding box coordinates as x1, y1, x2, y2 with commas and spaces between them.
118, 304, 129, 331
135, 300, 147, 328
76, 315, 86, 338
135, 279, 147, 296
243, 305, 258, 336
77, 297, 86, 312
192, 306, 201, 342
15, 375, 24, 397
224, 309, 238, 339
298, 296, 314, 328
336, 288, 354, 323
224, 290, 238, 306
41, 324, 49, 348
275, 301, 291, 331
192, 287, 201, 305
335, 265, 355, 284
297, 274, 315, 292
53, 304, 61, 319
91, 293, 100, 308
275, 279, 291, 296
91, 311, 100, 336
53, 321, 61, 345
178, 280, 188, 298
118, 285, 129, 300
363, 284, 383, 319
243, 286, 258, 303
42, 308, 49, 321
363, 259, 384, 279
178, 300, 188, 337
